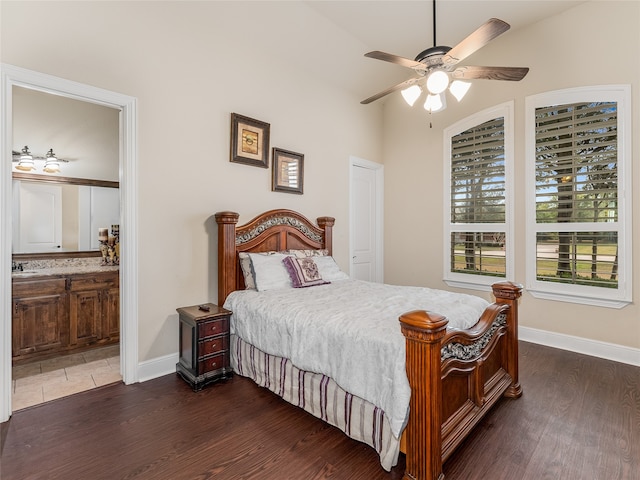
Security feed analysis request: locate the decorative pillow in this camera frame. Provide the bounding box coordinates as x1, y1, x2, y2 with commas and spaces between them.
238, 252, 258, 290
282, 256, 330, 288
284, 249, 329, 258
247, 252, 293, 291
313, 256, 350, 281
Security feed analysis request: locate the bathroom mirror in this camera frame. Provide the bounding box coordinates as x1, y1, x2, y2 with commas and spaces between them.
12, 86, 120, 256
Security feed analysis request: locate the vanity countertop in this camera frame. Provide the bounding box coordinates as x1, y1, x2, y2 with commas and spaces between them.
12, 265, 119, 278
12, 257, 119, 279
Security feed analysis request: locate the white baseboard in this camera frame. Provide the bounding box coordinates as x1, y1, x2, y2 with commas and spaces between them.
133, 330, 639, 385
137, 352, 179, 383
520, 326, 640, 367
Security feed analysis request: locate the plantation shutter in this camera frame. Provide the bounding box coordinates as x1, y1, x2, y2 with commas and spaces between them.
451, 117, 506, 224
534, 101, 618, 223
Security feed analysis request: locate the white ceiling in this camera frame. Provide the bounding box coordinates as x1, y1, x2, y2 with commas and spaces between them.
297, 0, 586, 102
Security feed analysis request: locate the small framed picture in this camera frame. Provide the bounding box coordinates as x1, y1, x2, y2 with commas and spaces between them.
272, 148, 304, 195
230, 113, 270, 168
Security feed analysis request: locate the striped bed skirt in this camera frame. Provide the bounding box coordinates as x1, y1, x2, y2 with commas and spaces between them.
231, 334, 401, 471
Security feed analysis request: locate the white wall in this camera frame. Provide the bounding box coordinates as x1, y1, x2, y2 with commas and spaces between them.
1, 1, 384, 362
383, 1, 640, 351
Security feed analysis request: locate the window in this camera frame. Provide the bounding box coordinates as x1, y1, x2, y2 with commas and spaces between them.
525, 86, 632, 308
444, 102, 514, 291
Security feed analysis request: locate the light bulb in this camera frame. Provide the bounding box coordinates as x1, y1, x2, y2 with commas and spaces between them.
450, 80, 471, 101
426, 70, 449, 94
401, 85, 421, 106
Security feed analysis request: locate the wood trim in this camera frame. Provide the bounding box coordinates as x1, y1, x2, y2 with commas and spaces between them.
12, 172, 119, 189
13, 251, 101, 261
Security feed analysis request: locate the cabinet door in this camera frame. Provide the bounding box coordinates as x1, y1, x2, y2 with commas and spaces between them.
69, 290, 102, 346
12, 294, 68, 357
101, 287, 120, 341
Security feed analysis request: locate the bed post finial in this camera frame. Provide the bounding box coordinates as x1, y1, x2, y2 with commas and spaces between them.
400, 310, 448, 480
492, 281, 523, 398
215, 211, 239, 305
316, 216, 335, 256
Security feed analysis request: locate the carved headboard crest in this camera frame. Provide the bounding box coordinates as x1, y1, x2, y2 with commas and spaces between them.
237, 214, 323, 245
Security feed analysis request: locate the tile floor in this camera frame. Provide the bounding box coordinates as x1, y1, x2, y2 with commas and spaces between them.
11, 345, 121, 411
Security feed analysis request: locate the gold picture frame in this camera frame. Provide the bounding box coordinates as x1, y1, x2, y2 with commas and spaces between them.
272, 147, 304, 195
230, 113, 270, 168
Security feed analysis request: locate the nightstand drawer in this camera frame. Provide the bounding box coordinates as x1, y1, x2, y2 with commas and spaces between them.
199, 335, 229, 358
198, 352, 228, 375
198, 317, 229, 338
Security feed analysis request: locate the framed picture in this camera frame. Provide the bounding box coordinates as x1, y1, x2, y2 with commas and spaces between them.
230, 113, 270, 168
272, 148, 304, 195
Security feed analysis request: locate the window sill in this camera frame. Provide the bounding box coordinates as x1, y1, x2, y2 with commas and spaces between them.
443, 278, 494, 293
527, 288, 631, 309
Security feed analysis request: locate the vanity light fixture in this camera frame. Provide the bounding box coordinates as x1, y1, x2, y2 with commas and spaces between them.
43, 148, 61, 173
15, 146, 36, 172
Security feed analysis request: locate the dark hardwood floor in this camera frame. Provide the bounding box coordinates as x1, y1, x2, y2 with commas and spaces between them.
1, 341, 639, 480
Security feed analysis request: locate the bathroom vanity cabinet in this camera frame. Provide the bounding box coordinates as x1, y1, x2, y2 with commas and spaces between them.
12, 270, 119, 363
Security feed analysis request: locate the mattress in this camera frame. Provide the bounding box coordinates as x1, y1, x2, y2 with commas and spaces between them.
223, 279, 490, 442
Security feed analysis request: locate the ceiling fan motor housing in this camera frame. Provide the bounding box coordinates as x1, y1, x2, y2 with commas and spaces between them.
414, 45, 452, 73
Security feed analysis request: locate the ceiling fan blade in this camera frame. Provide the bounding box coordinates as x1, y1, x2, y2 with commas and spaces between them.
364, 51, 428, 72
442, 18, 510, 66
361, 77, 422, 105
452, 65, 529, 81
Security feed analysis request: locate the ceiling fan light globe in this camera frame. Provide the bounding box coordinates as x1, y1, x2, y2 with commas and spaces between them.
401, 85, 421, 106
424, 93, 446, 113
426, 70, 449, 94
450, 80, 471, 101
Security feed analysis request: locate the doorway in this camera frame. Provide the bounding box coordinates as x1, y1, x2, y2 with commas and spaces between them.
1, 64, 139, 422
349, 156, 384, 282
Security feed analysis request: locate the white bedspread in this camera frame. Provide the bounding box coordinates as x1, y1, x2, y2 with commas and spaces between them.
223, 279, 489, 438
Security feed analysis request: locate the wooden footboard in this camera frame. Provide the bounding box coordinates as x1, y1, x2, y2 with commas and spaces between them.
399, 282, 522, 480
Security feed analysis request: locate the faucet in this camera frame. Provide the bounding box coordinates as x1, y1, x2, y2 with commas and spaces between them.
12, 261, 24, 272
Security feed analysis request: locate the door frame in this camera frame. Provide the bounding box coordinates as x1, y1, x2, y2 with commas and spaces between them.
349, 156, 384, 283
1, 64, 139, 422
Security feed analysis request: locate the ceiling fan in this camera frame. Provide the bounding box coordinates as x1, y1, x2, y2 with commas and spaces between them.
361, 1, 529, 112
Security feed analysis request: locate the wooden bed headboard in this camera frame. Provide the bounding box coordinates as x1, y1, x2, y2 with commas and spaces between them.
215, 209, 335, 304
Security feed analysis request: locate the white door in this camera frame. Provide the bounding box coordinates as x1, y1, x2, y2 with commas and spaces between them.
15, 182, 62, 253
350, 157, 383, 282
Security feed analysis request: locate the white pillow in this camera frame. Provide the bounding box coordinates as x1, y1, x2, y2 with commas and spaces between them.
313, 256, 350, 281
247, 252, 293, 291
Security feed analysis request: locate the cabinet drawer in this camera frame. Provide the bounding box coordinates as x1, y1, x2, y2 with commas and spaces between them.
13, 278, 66, 297
197, 352, 228, 375
198, 317, 229, 338
69, 273, 119, 291
199, 335, 229, 358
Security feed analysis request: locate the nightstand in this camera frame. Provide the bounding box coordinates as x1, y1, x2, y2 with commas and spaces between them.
176, 303, 233, 391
